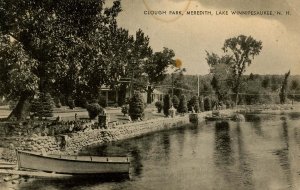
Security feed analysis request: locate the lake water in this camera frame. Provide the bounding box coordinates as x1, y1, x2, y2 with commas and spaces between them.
7, 112, 300, 190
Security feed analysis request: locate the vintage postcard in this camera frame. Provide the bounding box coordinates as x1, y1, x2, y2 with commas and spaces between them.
0, 0, 300, 189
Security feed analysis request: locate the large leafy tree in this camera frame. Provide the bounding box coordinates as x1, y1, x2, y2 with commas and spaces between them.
0, 36, 38, 119
0, 0, 122, 120
144, 47, 175, 104
206, 52, 233, 103
222, 35, 263, 104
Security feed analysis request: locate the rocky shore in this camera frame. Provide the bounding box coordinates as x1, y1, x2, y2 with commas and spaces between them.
0, 115, 190, 162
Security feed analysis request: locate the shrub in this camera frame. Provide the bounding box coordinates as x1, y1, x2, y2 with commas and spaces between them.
67, 99, 75, 109
155, 101, 163, 113
163, 94, 172, 116
199, 96, 204, 112
129, 93, 145, 120
172, 95, 179, 109
204, 97, 212, 111
75, 97, 88, 108
178, 95, 188, 113
86, 103, 103, 119
188, 96, 200, 113
121, 104, 129, 116
98, 95, 107, 108
31, 93, 54, 118
55, 101, 62, 108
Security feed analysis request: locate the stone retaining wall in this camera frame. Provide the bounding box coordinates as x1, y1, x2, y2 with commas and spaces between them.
1, 115, 190, 161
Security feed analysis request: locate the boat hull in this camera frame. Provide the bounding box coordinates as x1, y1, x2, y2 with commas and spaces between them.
17, 151, 130, 175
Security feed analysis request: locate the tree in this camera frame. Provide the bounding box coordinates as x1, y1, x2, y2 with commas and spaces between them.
199, 96, 205, 112
129, 93, 145, 120
144, 48, 175, 104
290, 79, 299, 103
177, 95, 188, 114
188, 96, 200, 113
203, 97, 212, 111
261, 76, 271, 89
170, 69, 189, 98
222, 35, 263, 105
163, 94, 171, 116
155, 101, 163, 113
0, 36, 38, 120
31, 93, 54, 119
279, 70, 290, 104
172, 95, 179, 109
0, 0, 122, 120
206, 52, 233, 105
290, 80, 299, 92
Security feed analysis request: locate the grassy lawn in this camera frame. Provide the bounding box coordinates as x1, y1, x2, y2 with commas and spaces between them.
0, 105, 165, 123
58, 104, 166, 122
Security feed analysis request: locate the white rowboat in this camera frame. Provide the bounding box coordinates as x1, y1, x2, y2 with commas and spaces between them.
16, 150, 130, 175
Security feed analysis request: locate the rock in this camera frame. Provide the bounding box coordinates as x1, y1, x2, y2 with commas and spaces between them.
11, 180, 19, 184
4, 175, 19, 182
232, 114, 245, 121
3, 176, 10, 182
9, 144, 15, 150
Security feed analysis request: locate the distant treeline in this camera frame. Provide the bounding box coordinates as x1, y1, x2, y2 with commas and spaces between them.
158, 73, 300, 105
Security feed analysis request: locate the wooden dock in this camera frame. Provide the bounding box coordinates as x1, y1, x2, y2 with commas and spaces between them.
0, 169, 73, 178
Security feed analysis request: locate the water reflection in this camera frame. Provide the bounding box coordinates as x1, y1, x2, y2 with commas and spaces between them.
235, 122, 254, 190
245, 114, 262, 122
131, 147, 143, 176
10, 112, 300, 190
246, 114, 264, 137
288, 112, 300, 120
175, 127, 186, 157
293, 127, 300, 146
273, 119, 292, 189
214, 121, 234, 166
162, 133, 170, 159
18, 175, 129, 190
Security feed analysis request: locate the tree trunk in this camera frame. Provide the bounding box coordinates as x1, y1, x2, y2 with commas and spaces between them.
8, 92, 31, 121
234, 76, 241, 106
235, 91, 239, 106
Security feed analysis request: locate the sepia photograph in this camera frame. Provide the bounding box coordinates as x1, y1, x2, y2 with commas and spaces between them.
0, 0, 300, 189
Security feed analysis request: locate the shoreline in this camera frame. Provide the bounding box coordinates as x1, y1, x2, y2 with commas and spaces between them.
0, 105, 299, 185
0, 103, 297, 162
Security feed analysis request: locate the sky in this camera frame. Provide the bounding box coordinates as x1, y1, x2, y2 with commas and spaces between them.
107, 0, 300, 75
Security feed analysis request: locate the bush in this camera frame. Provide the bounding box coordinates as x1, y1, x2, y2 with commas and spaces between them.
188, 96, 200, 113
98, 95, 107, 108
121, 104, 129, 116
31, 93, 54, 118
204, 97, 212, 111
75, 97, 88, 108
67, 99, 75, 109
86, 103, 103, 119
55, 100, 62, 108
129, 93, 145, 120
199, 96, 204, 112
178, 95, 188, 113
172, 95, 179, 109
155, 101, 163, 113
163, 94, 172, 116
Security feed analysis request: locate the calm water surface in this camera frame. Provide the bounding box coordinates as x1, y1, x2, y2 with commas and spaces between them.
9, 112, 300, 190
